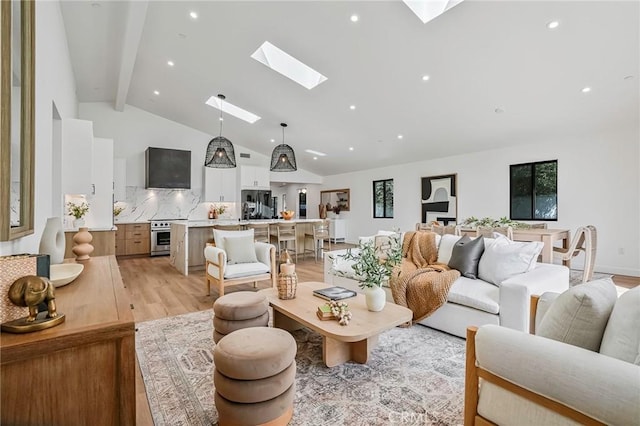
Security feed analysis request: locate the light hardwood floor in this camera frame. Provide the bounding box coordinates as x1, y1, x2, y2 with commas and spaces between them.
118, 251, 638, 425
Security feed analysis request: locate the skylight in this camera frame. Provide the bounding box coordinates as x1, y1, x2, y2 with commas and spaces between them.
251, 41, 328, 90
402, 0, 464, 24
204, 96, 261, 124
305, 149, 327, 157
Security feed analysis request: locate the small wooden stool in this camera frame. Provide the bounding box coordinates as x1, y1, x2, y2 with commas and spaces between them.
212, 291, 269, 343
214, 327, 297, 426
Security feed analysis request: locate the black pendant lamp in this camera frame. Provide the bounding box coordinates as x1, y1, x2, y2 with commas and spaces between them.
270, 123, 297, 172
204, 94, 237, 168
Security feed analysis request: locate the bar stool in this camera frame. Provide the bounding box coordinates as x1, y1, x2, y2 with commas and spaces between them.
304, 220, 331, 262
270, 223, 297, 263
245, 223, 270, 243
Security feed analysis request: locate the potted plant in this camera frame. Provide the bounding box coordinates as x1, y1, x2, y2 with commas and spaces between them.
338, 232, 402, 311
67, 201, 89, 227
209, 204, 227, 219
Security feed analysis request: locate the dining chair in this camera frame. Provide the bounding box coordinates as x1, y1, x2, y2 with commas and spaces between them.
304, 220, 331, 262
553, 225, 597, 283
476, 226, 514, 240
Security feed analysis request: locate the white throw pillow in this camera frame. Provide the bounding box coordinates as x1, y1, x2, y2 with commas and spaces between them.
599, 286, 640, 364
437, 234, 462, 265
213, 229, 254, 252
224, 236, 258, 265
537, 278, 618, 352
477, 235, 543, 286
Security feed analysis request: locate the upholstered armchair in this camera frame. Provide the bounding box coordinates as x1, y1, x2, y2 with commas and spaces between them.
204, 229, 277, 297
465, 280, 640, 426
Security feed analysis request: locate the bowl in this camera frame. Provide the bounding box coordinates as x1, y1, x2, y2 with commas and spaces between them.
50, 263, 84, 288
281, 211, 295, 220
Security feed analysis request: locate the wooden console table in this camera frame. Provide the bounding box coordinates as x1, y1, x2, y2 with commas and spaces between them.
0, 256, 135, 425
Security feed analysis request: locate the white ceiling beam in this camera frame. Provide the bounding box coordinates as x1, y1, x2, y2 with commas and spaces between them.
114, 1, 148, 112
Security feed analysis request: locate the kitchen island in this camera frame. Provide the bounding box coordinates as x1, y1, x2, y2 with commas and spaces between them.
170, 219, 323, 276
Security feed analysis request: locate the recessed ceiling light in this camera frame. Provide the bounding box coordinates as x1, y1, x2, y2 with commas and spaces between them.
313, 156, 318, 160
167, 60, 174, 67
422, 75, 430, 81
205, 96, 261, 124
219, 117, 224, 121
189, 11, 198, 19
397, 134, 403, 140
251, 41, 328, 90
153, 90, 159, 95
547, 20, 560, 29
581, 87, 592, 93
350, 14, 359, 22
270, 138, 275, 143
305, 149, 327, 157
349, 147, 354, 151
349, 105, 356, 110
402, 0, 464, 24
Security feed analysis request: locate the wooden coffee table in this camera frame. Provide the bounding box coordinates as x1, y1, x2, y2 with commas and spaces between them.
259, 281, 412, 367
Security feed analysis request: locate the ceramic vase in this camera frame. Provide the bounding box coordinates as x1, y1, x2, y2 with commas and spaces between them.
74, 218, 85, 228
39, 217, 65, 264
72, 227, 94, 261
365, 286, 386, 312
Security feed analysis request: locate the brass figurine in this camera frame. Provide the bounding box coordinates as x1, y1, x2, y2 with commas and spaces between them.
1, 276, 65, 333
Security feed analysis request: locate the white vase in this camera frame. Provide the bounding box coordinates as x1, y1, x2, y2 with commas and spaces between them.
39, 217, 65, 264
365, 286, 386, 312
74, 218, 85, 228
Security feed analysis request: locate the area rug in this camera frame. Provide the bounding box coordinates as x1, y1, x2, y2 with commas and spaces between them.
569, 270, 612, 286
135, 310, 465, 426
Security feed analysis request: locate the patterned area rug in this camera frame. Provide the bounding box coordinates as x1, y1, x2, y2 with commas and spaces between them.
569, 270, 612, 286
135, 310, 465, 426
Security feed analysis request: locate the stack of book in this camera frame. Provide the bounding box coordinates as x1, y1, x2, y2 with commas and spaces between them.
316, 304, 336, 321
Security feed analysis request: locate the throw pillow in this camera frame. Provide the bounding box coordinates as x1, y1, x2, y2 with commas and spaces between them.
537, 278, 618, 352
477, 235, 543, 286
448, 235, 485, 279
224, 236, 258, 265
599, 286, 640, 364
437, 234, 462, 265
213, 229, 254, 252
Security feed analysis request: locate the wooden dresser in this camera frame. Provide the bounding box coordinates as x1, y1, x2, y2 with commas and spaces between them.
0, 256, 135, 425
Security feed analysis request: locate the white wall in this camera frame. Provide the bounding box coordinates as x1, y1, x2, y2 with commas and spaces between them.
0, 1, 78, 256
322, 128, 640, 277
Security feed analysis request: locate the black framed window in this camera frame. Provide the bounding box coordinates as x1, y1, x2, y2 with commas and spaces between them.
510, 160, 557, 220
373, 179, 394, 218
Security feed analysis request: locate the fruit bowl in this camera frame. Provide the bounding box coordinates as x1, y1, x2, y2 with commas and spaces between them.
50, 263, 84, 288
281, 211, 295, 220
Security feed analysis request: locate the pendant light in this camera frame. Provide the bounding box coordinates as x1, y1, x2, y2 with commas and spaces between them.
204, 94, 237, 168
270, 123, 297, 172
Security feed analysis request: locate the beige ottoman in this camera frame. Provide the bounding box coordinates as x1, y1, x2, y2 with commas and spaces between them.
214, 327, 297, 426
213, 291, 269, 343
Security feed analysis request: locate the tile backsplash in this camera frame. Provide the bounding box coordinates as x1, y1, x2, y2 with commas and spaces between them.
114, 186, 236, 223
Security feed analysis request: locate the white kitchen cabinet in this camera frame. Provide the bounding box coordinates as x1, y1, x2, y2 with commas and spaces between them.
89, 138, 114, 229
61, 118, 94, 195
113, 158, 126, 201
240, 165, 270, 189
203, 167, 237, 202
328, 218, 346, 243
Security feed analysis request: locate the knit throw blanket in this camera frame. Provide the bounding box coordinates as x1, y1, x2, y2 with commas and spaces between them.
390, 231, 460, 324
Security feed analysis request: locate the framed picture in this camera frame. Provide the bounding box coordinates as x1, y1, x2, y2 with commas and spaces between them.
420, 174, 457, 225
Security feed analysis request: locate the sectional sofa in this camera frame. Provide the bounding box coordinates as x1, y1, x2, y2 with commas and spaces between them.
323, 232, 570, 338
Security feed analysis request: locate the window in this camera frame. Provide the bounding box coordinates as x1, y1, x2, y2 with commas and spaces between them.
510, 160, 557, 220
373, 179, 394, 218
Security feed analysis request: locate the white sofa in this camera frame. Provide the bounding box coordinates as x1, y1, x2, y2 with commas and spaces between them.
323, 232, 570, 338
465, 282, 640, 425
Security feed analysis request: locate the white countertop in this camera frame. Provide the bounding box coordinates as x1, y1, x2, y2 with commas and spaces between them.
183, 219, 322, 228
64, 226, 117, 232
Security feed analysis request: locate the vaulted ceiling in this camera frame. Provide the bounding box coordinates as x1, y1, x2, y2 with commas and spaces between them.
60, 1, 639, 176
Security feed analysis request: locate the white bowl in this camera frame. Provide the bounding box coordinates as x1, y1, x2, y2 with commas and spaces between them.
50, 263, 84, 288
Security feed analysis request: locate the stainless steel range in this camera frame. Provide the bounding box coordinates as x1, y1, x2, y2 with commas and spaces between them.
150, 219, 181, 256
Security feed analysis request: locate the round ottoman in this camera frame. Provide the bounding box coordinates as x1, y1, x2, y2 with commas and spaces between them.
213, 291, 269, 343
214, 327, 297, 426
